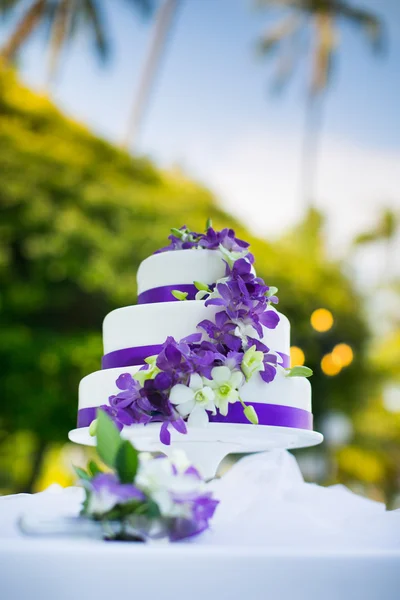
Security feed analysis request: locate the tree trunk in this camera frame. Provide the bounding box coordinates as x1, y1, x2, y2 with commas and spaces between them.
0, 0, 47, 64
21, 439, 48, 494
122, 0, 181, 150
300, 91, 326, 210
43, 0, 74, 91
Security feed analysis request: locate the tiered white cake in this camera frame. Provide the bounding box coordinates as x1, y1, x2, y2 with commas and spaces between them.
69, 226, 322, 475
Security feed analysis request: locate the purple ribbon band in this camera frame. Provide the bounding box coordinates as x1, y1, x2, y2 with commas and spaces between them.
102, 344, 290, 371
102, 344, 162, 370
77, 403, 312, 431
277, 352, 290, 368
78, 407, 99, 428
138, 284, 199, 304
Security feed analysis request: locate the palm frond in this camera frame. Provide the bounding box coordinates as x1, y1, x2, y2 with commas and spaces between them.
255, 0, 306, 9
123, 0, 156, 18
80, 0, 110, 61
0, 0, 21, 12
335, 1, 385, 53
46, 0, 73, 83
0, 0, 48, 62
257, 14, 303, 55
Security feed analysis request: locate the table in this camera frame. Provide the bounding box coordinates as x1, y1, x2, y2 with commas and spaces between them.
1, 539, 400, 600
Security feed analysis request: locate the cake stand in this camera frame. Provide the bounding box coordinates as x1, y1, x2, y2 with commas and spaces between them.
69, 423, 323, 479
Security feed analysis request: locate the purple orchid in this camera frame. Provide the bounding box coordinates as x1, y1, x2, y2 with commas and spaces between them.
86, 473, 145, 516
100, 404, 134, 431
197, 310, 242, 352
156, 336, 193, 381
154, 225, 249, 255
224, 350, 243, 370
198, 227, 249, 252
159, 417, 187, 445
169, 493, 219, 541
106, 373, 153, 428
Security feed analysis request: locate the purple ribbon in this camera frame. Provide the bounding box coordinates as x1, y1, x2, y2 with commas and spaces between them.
103, 345, 291, 371
77, 403, 312, 430
209, 402, 312, 429
77, 407, 98, 428
277, 352, 290, 368
102, 344, 162, 370
138, 284, 199, 304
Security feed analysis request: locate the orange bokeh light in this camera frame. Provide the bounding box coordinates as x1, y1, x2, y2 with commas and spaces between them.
311, 308, 334, 332
290, 346, 305, 367
332, 343, 354, 367
321, 353, 342, 376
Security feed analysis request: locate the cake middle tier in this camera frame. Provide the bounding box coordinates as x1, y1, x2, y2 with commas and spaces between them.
102, 301, 290, 356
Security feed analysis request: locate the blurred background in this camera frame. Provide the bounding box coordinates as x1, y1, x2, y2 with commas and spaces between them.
0, 0, 399, 504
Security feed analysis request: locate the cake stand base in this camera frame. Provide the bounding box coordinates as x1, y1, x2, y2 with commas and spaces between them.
69, 423, 323, 480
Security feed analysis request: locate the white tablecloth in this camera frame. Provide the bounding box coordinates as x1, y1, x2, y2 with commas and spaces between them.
1, 451, 400, 600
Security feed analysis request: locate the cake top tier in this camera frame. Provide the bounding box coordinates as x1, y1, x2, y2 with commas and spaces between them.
137, 223, 258, 302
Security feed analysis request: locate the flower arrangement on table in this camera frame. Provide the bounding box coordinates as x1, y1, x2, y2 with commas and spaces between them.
94, 222, 312, 445
76, 410, 219, 541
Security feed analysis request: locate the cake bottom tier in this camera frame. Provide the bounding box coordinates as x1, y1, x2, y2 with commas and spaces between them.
78, 366, 312, 419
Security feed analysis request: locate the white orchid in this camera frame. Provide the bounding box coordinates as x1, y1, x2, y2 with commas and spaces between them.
242, 345, 265, 381
169, 373, 216, 427
136, 453, 206, 518
233, 316, 258, 342
204, 366, 244, 416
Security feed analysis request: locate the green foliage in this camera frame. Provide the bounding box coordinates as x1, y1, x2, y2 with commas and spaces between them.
87, 459, 103, 477
171, 290, 188, 301
73, 466, 91, 481
115, 440, 139, 484
95, 410, 122, 468
287, 366, 313, 378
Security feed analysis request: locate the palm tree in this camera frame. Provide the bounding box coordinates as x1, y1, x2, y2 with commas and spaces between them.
256, 0, 384, 207
122, 0, 181, 150
0, 0, 154, 87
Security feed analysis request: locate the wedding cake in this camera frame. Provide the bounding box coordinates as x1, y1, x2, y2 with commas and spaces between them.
71, 223, 316, 456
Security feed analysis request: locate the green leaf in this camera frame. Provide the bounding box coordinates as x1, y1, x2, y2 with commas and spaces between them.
205, 218, 213, 230
171, 290, 188, 301
194, 280, 211, 292
96, 409, 122, 468
243, 405, 259, 425
115, 439, 139, 483
73, 465, 91, 481
88, 460, 103, 477
89, 418, 97, 437
141, 499, 161, 519
171, 227, 185, 239
287, 366, 313, 378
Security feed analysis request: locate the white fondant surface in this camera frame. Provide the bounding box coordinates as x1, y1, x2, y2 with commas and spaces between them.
137, 249, 226, 294
102, 302, 290, 355
79, 367, 311, 412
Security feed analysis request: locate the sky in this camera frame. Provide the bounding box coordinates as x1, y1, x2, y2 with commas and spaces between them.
1, 0, 399, 282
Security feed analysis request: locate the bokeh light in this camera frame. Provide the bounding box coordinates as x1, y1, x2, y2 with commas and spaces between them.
290, 346, 305, 366
321, 353, 342, 376
311, 308, 334, 332
332, 343, 354, 367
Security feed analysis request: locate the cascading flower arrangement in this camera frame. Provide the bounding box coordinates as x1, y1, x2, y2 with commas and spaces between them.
76, 410, 218, 542
96, 222, 312, 445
